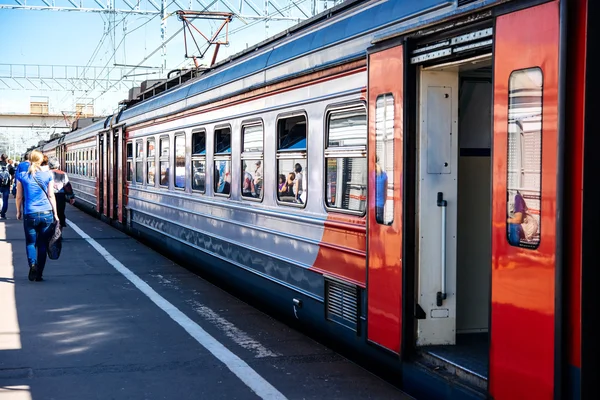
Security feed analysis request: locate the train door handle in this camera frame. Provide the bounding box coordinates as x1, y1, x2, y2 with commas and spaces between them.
437, 192, 447, 307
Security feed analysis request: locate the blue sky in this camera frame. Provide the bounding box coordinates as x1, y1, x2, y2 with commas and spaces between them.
0, 1, 307, 116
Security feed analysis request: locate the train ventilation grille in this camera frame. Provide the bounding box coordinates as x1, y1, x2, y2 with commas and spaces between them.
458, 0, 478, 6
325, 278, 359, 332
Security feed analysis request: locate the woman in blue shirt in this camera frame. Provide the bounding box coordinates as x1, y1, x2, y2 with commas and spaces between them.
15, 150, 59, 282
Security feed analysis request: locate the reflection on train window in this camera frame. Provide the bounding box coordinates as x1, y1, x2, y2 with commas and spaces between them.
160, 136, 169, 187
375, 94, 394, 225
325, 107, 367, 213
126, 142, 133, 182
147, 138, 156, 186
277, 114, 307, 206
135, 140, 143, 183
191, 129, 206, 192
214, 127, 231, 196
241, 124, 263, 200
506, 68, 543, 249
175, 134, 185, 189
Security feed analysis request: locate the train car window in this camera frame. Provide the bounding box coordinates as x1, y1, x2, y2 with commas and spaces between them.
325, 107, 367, 214
506, 67, 543, 249
160, 136, 170, 187
126, 142, 133, 182
277, 115, 307, 206
214, 127, 231, 196
191, 130, 206, 193
174, 134, 185, 189
135, 140, 143, 183
241, 123, 263, 200
147, 138, 156, 186
375, 94, 394, 225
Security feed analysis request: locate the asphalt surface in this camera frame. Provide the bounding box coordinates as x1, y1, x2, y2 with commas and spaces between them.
0, 198, 410, 400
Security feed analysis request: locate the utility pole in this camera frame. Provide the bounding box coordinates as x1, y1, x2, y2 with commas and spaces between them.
161, 0, 167, 73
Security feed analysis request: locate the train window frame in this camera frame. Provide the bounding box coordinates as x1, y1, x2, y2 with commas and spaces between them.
276, 111, 308, 208
191, 128, 206, 194
323, 103, 368, 216
375, 93, 395, 226
213, 125, 232, 198
126, 142, 133, 182
135, 139, 143, 184
174, 132, 186, 190
159, 135, 170, 188
506, 67, 543, 250
147, 137, 156, 186
240, 120, 264, 202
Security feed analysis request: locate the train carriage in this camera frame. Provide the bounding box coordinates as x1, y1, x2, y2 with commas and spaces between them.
41, 0, 597, 398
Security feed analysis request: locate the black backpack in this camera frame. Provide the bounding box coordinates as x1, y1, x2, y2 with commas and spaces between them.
0, 165, 10, 187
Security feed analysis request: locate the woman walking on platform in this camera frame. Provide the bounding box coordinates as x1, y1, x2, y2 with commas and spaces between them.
15, 150, 59, 282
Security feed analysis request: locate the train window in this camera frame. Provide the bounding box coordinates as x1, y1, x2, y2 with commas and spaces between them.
375, 94, 394, 225
160, 136, 170, 187
135, 140, 143, 183
241, 123, 263, 200
191, 129, 206, 193
277, 114, 307, 206
174, 134, 185, 189
214, 126, 231, 196
506, 67, 543, 249
147, 138, 156, 186
126, 142, 133, 182
325, 107, 367, 214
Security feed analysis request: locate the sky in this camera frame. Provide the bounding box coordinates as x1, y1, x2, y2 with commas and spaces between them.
0, 0, 325, 155
0, 1, 312, 114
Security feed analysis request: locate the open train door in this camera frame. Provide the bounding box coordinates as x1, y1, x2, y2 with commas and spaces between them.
490, 1, 561, 398
366, 45, 405, 354
108, 126, 123, 222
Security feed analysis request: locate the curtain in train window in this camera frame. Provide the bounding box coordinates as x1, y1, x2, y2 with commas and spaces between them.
191, 130, 206, 192
375, 94, 394, 225
241, 124, 264, 200
277, 115, 307, 206
174, 134, 185, 189
159, 137, 169, 187
506, 68, 543, 249
135, 141, 143, 183
147, 138, 156, 185
325, 107, 367, 213
214, 127, 231, 196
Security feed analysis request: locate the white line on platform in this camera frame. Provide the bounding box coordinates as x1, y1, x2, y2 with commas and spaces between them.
67, 219, 287, 400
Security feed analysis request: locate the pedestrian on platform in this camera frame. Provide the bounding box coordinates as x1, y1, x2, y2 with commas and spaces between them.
15, 150, 59, 282
48, 156, 75, 228
15, 152, 30, 176
0, 154, 15, 219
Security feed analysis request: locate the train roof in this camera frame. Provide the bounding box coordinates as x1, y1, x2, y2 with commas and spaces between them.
119, 0, 460, 124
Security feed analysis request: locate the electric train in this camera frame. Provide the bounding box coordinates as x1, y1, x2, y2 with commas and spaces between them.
40, 0, 596, 398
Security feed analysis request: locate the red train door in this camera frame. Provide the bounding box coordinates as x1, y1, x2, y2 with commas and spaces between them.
366, 45, 404, 353
97, 131, 105, 215
490, 1, 560, 398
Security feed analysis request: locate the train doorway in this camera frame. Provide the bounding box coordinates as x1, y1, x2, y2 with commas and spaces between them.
415, 55, 492, 381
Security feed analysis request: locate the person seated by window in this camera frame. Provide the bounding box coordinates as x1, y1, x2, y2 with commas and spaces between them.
253, 161, 263, 197
160, 168, 168, 186
507, 191, 526, 245
278, 174, 287, 194
215, 167, 231, 195
279, 172, 296, 202
242, 162, 255, 197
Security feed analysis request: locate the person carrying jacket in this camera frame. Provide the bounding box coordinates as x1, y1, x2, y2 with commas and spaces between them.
0, 153, 15, 219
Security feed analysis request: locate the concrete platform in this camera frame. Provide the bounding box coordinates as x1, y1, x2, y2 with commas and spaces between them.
0, 199, 411, 400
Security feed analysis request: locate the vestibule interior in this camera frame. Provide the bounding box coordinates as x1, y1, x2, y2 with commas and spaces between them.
416, 55, 492, 379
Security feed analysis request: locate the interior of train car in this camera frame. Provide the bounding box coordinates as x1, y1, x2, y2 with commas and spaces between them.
416, 54, 493, 381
